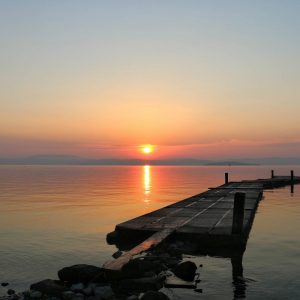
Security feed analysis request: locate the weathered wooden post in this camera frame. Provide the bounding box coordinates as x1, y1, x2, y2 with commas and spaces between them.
290, 170, 294, 194
232, 192, 245, 235
271, 170, 274, 178
231, 253, 246, 298
225, 172, 229, 184
291, 170, 294, 183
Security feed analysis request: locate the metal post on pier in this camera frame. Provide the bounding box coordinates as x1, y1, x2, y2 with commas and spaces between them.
271, 170, 274, 178
225, 172, 229, 184
232, 193, 245, 235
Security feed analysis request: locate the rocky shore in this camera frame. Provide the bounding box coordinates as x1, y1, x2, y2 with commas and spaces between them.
0, 241, 200, 300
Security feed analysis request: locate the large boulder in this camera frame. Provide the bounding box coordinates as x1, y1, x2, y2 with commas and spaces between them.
172, 261, 197, 282
71, 293, 84, 300
7, 289, 15, 295
70, 283, 84, 292
62, 291, 76, 300
58, 264, 104, 284
30, 279, 67, 297
140, 291, 170, 300
122, 258, 164, 278
29, 290, 42, 299
93, 286, 114, 299
1, 282, 9, 287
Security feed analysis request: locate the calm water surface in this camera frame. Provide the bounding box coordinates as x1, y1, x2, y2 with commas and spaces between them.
0, 165, 299, 299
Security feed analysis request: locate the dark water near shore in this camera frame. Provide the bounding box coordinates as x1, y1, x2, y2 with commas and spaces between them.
0, 165, 299, 299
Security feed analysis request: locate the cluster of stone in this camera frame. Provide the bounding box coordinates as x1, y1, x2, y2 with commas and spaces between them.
1, 241, 199, 300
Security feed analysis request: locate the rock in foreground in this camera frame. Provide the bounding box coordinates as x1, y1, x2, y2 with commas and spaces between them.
140, 291, 170, 300
30, 279, 67, 297
172, 261, 197, 282
118, 276, 164, 292
58, 265, 104, 284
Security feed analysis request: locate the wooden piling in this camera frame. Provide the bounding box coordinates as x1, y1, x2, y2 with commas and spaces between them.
271, 170, 274, 178
232, 193, 245, 235
291, 170, 294, 183
225, 172, 229, 184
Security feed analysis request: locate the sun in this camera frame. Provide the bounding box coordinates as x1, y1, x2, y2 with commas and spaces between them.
143, 147, 152, 154
141, 144, 154, 154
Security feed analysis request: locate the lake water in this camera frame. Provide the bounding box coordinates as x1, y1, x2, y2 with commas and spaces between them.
0, 165, 299, 299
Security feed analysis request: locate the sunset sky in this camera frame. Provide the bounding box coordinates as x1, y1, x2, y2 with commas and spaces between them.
1, 1, 299, 159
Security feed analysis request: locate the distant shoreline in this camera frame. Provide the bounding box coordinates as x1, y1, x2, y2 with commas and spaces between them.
0, 163, 260, 166
1, 155, 300, 166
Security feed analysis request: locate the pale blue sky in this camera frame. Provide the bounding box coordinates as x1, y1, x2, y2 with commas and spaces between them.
0, 1, 299, 158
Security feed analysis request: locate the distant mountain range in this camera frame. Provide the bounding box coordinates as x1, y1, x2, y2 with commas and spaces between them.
0, 155, 300, 165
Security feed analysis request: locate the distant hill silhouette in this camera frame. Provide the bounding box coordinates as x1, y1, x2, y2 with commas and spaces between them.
1, 154, 300, 165
205, 161, 258, 166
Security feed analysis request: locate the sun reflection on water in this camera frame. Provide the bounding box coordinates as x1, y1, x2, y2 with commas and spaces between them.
143, 165, 151, 202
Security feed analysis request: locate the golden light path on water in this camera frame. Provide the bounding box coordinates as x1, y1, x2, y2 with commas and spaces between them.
143, 165, 151, 202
